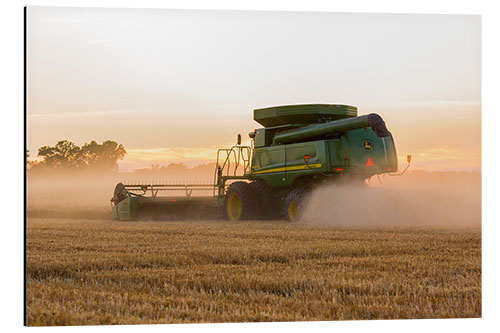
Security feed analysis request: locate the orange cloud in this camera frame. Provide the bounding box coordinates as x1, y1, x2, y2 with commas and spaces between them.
398, 146, 480, 171
126, 147, 218, 162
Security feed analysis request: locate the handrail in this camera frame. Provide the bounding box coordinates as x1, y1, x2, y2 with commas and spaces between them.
213, 145, 252, 197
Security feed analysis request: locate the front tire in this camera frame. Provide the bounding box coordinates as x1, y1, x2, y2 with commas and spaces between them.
224, 181, 258, 221
284, 189, 307, 222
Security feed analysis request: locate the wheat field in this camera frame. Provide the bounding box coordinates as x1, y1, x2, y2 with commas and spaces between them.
25, 217, 481, 326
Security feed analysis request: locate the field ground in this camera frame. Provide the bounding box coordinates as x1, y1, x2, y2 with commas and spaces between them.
26, 217, 481, 325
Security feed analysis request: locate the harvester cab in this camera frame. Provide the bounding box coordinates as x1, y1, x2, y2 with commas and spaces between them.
111, 104, 407, 222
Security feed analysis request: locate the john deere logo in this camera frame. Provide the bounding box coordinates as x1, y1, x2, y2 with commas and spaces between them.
362, 140, 374, 151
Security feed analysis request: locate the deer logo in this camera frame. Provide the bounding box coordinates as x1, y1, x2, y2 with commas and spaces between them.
362, 140, 374, 151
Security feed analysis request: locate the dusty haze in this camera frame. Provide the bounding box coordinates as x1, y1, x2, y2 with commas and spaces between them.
302, 171, 480, 227
27, 169, 480, 227
26, 167, 216, 210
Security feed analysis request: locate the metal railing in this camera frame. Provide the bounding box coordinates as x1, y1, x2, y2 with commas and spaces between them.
213, 145, 252, 197
122, 182, 216, 198
120, 145, 253, 200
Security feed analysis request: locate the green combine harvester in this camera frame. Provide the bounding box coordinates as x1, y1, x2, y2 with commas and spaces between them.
111, 104, 410, 221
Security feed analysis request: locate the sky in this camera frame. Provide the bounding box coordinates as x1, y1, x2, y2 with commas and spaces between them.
27, 7, 481, 171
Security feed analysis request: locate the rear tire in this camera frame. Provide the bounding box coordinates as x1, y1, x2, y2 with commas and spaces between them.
284, 189, 307, 222
224, 181, 258, 221
250, 180, 278, 220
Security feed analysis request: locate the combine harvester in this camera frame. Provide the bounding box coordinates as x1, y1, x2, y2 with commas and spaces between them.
111, 104, 410, 221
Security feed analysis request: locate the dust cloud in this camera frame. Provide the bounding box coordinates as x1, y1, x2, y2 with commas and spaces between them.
28, 168, 481, 227
26, 168, 216, 216
301, 171, 481, 227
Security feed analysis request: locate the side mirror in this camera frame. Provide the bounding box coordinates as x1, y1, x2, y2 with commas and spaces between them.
237, 134, 241, 145
388, 154, 412, 177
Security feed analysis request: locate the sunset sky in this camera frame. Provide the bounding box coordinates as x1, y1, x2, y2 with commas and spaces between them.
27, 7, 481, 171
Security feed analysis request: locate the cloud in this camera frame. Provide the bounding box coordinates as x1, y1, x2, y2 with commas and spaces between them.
415, 147, 460, 160
125, 146, 222, 163
397, 146, 481, 171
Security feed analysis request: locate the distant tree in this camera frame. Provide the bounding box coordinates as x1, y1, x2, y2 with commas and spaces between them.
33, 139, 126, 172
37, 140, 82, 169
80, 140, 126, 171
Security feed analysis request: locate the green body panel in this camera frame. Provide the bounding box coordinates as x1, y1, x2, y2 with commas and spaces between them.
112, 195, 218, 221
254, 104, 357, 127
283, 140, 330, 186
344, 128, 398, 175
113, 196, 140, 221
251, 145, 287, 188
111, 205, 119, 219
327, 138, 345, 166
254, 128, 266, 148
251, 127, 398, 189
252, 141, 330, 188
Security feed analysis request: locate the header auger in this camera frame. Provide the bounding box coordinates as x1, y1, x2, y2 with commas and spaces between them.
111, 104, 409, 222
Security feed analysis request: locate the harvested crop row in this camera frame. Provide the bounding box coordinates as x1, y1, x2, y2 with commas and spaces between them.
26, 218, 481, 325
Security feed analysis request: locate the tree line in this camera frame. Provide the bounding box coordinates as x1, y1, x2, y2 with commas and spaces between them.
27, 140, 126, 172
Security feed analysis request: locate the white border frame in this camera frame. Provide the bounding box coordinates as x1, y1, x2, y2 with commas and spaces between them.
2, 1, 497, 332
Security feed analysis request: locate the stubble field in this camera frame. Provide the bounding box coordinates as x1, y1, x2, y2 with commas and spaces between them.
26, 217, 481, 325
